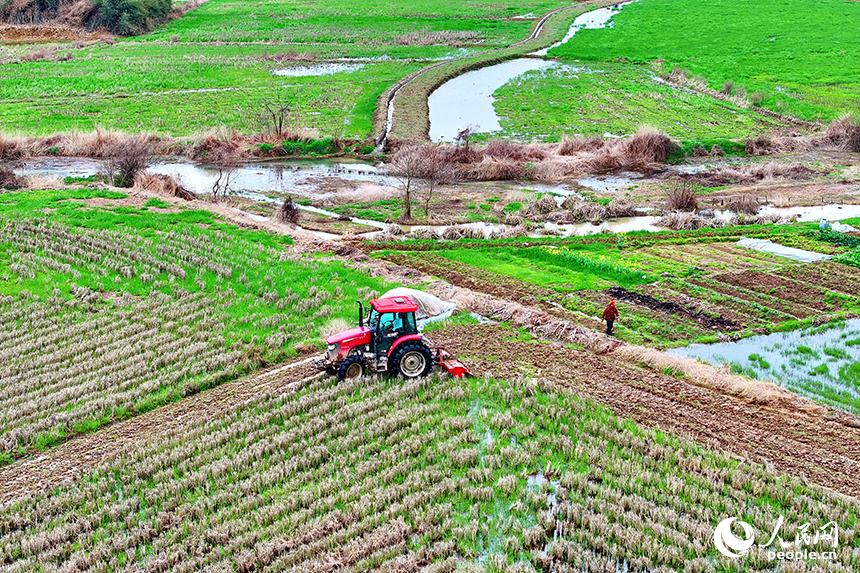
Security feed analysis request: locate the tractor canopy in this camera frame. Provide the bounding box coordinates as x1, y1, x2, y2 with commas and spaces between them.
370, 296, 418, 314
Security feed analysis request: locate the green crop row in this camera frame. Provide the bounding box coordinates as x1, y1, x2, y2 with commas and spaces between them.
0, 189, 387, 454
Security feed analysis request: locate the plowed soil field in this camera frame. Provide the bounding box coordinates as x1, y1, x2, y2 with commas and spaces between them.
430, 323, 860, 499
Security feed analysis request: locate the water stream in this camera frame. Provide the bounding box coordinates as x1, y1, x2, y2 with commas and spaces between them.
427, 59, 558, 142
13, 156, 859, 240
531, 1, 637, 57
426, 1, 637, 142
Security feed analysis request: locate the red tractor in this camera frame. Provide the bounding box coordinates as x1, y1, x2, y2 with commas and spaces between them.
316, 295, 471, 381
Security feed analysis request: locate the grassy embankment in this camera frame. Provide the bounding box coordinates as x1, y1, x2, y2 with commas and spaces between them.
0, 189, 387, 455
2, 373, 856, 571
0, 0, 572, 138
503, 0, 860, 145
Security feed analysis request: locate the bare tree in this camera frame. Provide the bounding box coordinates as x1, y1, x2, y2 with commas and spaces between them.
211, 156, 238, 202
104, 136, 152, 187
418, 147, 453, 218
386, 144, 429, 222
259, 86, 295, 140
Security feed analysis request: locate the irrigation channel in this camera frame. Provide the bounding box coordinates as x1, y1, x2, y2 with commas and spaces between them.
428, 2, 635, 141
671, 319, 860, 414
15, 156, 860, 240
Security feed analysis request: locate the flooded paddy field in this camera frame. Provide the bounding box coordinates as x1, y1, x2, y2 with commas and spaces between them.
672, 320, 860, 414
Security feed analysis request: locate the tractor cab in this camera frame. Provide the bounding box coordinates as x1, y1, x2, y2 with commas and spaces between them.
366, 296, 419, 357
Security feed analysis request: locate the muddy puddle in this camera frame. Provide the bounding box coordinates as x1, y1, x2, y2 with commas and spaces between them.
670, 319, 860, 414
271, 63, 365, 77
16, 156, 392, 200
428, 59, 559, 142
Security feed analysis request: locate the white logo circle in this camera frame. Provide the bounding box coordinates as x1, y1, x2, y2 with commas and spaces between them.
714, 517, 755, 558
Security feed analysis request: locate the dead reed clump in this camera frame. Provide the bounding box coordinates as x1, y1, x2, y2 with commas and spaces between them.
0, 167, 25, 189
823, 114, 860, 152
726, 194, 760, 215
134, 172, 197, 200
563, 200, 604, 222
0, 136, 25, 160
462, 157, 526, 181
557, 136, 605, 156
275, 195, 300, 225
604, 198, 636, 218
664, 181, 698, 211
619, 126, 675, 165
655, 211, 724, 231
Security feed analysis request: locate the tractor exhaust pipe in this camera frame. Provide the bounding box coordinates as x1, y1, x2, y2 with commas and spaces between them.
356, 301, 364, 327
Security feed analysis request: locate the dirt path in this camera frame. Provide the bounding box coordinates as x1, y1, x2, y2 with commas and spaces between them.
0, 358, 321, 504
433, 323, 860, 500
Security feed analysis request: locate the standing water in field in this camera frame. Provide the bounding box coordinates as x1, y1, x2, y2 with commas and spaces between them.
428, 59, 558, 142
670, 319, 860, 414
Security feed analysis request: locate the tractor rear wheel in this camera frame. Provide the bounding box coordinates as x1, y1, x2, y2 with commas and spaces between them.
337, 356, 365, 381
391, 342, 433, 379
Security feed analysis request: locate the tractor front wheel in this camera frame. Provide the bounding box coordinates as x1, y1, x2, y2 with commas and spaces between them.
391, 342, 433, 379
337, 356, 365, 381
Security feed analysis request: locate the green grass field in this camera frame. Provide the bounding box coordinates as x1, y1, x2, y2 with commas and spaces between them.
493, 62, 790, 141
0, 0, 571, 137
549, 0, 860, 123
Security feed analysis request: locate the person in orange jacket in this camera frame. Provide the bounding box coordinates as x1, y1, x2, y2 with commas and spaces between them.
602, 299, 619, 335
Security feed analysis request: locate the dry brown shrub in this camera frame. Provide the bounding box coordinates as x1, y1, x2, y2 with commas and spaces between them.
824, 114, 860, 152
133, 172, 196, 200
557, 136, 605, 156
619, 126, 674, 164
0, 167, 25, 189
664, 181, 698, 211
275, 196, 300, 225
190, 135, 239, 161
745, 138, 774, 156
